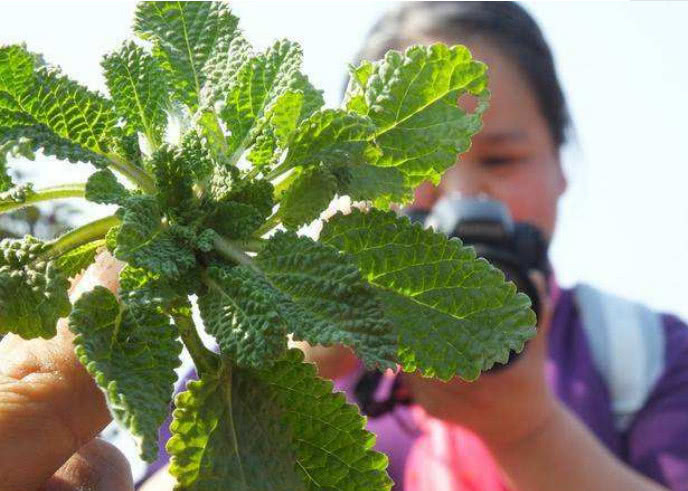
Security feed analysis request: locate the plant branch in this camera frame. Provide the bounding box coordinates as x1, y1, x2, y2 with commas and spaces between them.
0, 183, 85, 215
40, 215, 121, 260
106, 154, 157, 194
173, 311, 219, 378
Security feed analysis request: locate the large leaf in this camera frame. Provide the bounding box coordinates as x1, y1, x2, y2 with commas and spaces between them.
255, 231, 397, 371
320, 209, 536, 381
167, 363, 303, 490
0, 45, 117, 168
69, 286, 182, 462
344, 44, 489, 198
55, 239, 105, 279
134, 1, 241, 110
167, 351, 391, 490
102, 41, 170, 146
0, 236, 71, 339
278, 166, 338, 229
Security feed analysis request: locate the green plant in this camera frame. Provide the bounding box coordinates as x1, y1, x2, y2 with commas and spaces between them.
0, 2, 536, 488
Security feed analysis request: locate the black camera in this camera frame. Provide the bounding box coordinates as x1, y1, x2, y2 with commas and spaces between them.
355, 195, 550, 417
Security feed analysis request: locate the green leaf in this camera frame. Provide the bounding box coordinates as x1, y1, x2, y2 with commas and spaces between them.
0, 236, 71, 339
69, 286, 182, 462
167, 363, 303, 490
149, 145, 194, 213
345, 44, 489, 190
219, 40, 304, 156
168, 352, 391, 490
255, 231, 397, 371
320, 209, 536, 381
200, 35, 253, 110
281, 109, 379, 170
199, 264, 289, 369
102, 41, 170, 146
181, 130, 214, 182
133, 1, 241, 110
340, 164, 410, 208
85, 169, 131, 205
278, 166, 338, 229
256, 349, 392, 490
55, 239, 105, 279
114, 195, 196, 277
0, 45, 117, 167
203, 201, 264, 240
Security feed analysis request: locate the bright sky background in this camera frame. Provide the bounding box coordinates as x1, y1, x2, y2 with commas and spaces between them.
1, 1, 686, 320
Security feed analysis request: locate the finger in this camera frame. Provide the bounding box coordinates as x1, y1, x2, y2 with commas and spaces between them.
0, 252, 124, 491
42, 438, 134, 491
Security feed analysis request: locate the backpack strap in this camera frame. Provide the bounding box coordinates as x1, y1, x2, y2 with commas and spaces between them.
574, 283, 665, 432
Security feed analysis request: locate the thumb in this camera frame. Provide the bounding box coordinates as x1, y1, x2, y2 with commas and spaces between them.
42, 438, 134, 491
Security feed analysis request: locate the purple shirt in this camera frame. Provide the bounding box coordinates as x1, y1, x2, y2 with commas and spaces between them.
140, 286, 688, 489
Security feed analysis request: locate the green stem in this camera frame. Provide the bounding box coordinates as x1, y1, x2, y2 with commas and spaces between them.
265, 160, 292, 181
0, 183, 85, 215
212, 235, 257, 269
41, 215, 121, 260
253, 213, 282, 238
173, 312, 219, 378
106, 154, 157, 194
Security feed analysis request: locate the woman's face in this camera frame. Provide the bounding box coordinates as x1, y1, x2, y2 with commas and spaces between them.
411, 40, 567, 240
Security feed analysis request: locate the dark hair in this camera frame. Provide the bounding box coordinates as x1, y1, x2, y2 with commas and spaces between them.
350, 2, 571, 149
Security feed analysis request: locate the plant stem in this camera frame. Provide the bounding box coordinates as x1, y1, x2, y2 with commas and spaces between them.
0, 183, 85, 215
212, 235, 257, 269
41, 215, 121, 260
253, 213, 282, 238
106, 154, 157, 194
173, 312, 219, 378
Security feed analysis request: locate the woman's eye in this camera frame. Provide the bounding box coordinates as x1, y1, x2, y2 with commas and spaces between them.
481, 156, 514, 167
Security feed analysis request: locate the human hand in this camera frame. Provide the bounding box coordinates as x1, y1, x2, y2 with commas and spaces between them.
0, 252, 134, 490
402, 271, 559, 452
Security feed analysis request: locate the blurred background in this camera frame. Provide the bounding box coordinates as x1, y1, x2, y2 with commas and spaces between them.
1, 1, 686, 320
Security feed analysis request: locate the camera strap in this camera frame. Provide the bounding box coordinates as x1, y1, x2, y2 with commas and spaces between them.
574, 283, 665, 432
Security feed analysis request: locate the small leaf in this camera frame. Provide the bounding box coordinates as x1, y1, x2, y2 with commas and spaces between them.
0, 236, 71, 339
55, 239, 105, 279
69, 286, 182, 462
85, 169, 131, 205
102, 41, 170, 146
341, 164, 411, 208
198, 264, 289, 368
278, 167, 338, 229
320, 209, 536, 381
149, 145, 194, 213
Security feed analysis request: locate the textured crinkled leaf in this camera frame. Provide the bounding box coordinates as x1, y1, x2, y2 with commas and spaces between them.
278, 167, 338, 230
167, 364, 303, 490
102, 41, 170, 145
0, 236, 71, 339
198, 264, 288, 368
342, 164, 411, 208
134, 1, 241, 110
181, 130, 214, 182
85, 169, 131, 205
114, 195, 196, 277
204, 201, 264, 240
69, 286, 182, 462
320, 209, 536, 381
118, 264, 196, 313
256, 349, 392, 490
282, 109, 379, 170
219, 40, 303, 155
55, 239, 105, 279
0, 45, 117, 167
199, 34, 253, 110
345, 44, 488, 189
255, 231, 397, 371
149, 145, 194, 213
